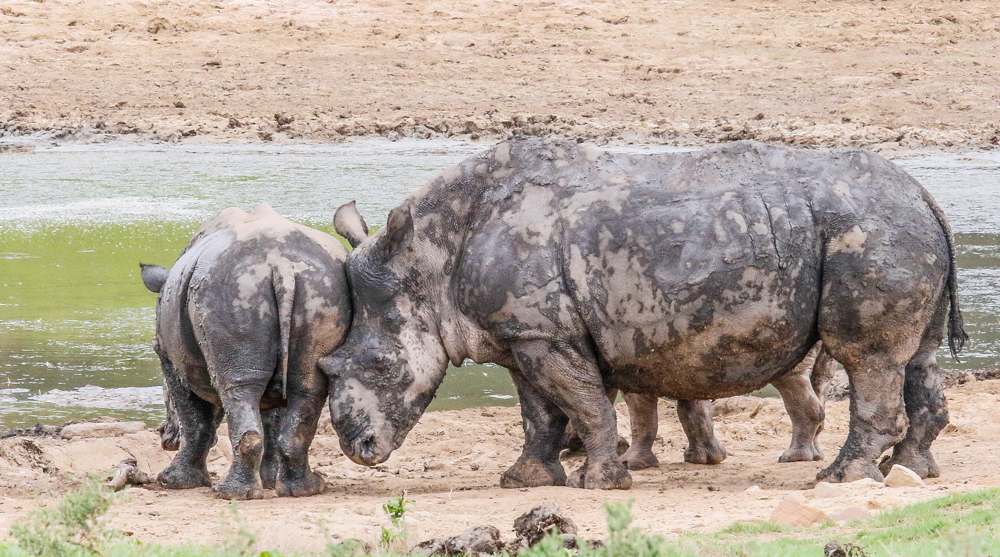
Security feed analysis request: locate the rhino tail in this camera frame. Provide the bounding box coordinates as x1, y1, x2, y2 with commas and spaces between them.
921, 187, 969, 358
272, 267, 296, 398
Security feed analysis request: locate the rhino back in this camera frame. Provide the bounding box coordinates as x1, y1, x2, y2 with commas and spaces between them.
447, 139, 946, 399
156, 212, 349, 403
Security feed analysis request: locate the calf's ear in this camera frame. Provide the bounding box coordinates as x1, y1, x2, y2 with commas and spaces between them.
334, 200, 370, 248
380, 204, 413, 259
139, 263, 169, 293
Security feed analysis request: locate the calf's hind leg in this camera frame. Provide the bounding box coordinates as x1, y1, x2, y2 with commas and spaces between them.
157, 362, 219, 489
259, 407, 282, 490
274, 385, 328, 497
214, 370, 270, 500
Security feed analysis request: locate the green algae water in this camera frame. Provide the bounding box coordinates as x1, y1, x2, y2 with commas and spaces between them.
1, 141, 999, 430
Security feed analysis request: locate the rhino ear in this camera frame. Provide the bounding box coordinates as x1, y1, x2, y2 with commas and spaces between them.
334, 200, 370, 249
381, 204, 413, 259
139, 263, 169, 293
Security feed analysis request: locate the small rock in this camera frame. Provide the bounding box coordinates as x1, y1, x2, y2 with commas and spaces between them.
847, 478, 885, 489
883, 465, 926, 488
60, 422, 146, 439
828, 506, 870, 523
744, 485, 761, 494
867, 494, 905, 510
811, 481, 847, 499
769, 497, 831, 527
513, 502, 577, 548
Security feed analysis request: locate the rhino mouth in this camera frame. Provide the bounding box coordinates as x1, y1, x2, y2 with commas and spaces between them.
336, 416, 389, 466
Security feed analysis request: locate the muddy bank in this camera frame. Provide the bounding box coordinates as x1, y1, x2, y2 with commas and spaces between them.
2, 380, 1000, 552
2, 0, 1000, 150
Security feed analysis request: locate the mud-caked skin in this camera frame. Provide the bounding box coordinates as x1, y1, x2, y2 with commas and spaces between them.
324, 138, 967, 489
142, 204, 354, 499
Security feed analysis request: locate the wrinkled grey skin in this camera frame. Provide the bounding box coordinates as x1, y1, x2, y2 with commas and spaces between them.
563, 341, 836, 470
142, 204, 354, 499
324, 138, 967, 489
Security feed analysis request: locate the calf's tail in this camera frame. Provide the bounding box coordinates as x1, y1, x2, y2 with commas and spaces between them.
272, 268, 296, 398
920, 187, 969, 358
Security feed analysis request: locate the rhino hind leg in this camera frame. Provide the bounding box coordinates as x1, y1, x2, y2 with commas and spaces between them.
511, 341, 631, 490
274, 388, 327, 497
157, 368, 216, 490
213, 376, 268, 500
878, 300, 950, 479
619, 393, 659, 470
500, 368, 569, 489
677, 399, 727, 465
774, 343, 827, 463
260, 407, 283, 490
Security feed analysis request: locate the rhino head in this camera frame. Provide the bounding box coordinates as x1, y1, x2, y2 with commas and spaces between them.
320, 201, 452, 466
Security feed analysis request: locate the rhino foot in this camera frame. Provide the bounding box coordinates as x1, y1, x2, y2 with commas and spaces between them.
157, 463, 211, 489
567, 459, 632, 490
684, 439, 727, 465
620, 446, 659, 470
500, 457, 567, 489
817, 459, 884, 484
276, 471, 326, 497
213, 479, 266, 500
779, 442, 824, 463
878, 449, 940, 479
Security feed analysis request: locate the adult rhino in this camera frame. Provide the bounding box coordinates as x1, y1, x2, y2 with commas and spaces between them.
325, 138, 966, 490
142, 204, 360, 499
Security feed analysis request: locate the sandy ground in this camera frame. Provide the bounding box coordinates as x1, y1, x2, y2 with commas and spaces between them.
2, 0, 1000, 150
0, 379, 998, 553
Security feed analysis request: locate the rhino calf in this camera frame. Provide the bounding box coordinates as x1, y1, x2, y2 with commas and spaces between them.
141, 204, 358, 499
579, 342, 836, 471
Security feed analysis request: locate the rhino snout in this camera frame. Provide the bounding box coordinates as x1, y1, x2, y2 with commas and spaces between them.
341, 432, 387, 466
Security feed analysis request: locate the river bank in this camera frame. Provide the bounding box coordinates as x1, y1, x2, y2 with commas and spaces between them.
2, 0, 1000, 150
2, 380, 1000, 552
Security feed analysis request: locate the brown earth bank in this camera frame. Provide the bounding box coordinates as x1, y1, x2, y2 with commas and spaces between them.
2, 0, 1000, 150
1, 379, 1000, 552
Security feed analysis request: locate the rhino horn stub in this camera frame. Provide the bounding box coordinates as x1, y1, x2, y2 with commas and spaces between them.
334, 200, 370, 249
139, 263, 169, 293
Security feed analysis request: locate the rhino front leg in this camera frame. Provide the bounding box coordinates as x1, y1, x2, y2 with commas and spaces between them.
500, 367, 569, 489
157, 364, 217, 489
620, 393, 659, 470
511, 341, 631, 490
274, 387, 327, 497
214, 376, 268, 500
677, 399, 727, 465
